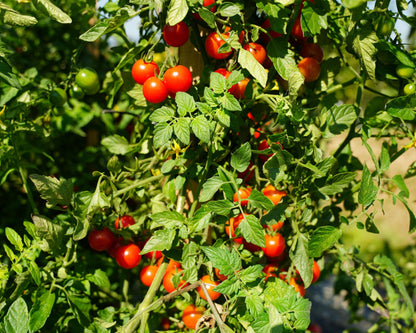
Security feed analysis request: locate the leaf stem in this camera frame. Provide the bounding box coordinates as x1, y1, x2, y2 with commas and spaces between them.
113, 174, 164, 197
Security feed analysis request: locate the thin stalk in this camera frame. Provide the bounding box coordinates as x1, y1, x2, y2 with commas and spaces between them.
114, 174, 164, 197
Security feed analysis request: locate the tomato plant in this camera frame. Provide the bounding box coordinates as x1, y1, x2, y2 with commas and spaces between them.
163, 65, 193, 94
298, 57, 321, 82
243, 42, 267, 65
182, 304, 205, 330
205, 31, 232, 59
197, 275, 221, 301
88, 228, 116, 252
142, 76, 169, 103
140, 265, 159, 287
115, 243, 142, 269
114, 214, 135, 229
262, 234, 286, 259
75, 67, 100, 95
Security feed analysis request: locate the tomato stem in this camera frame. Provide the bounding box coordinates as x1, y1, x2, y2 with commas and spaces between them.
113, 174, 164, 197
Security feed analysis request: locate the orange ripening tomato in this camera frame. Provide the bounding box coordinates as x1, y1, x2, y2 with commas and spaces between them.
215, 267, 228, 281
262, 184, 286, 205
289, 277, 305, 296
225, 213, 247, 244
243, 42, 267, 65
115, 214, 135, 229
231, 77, 249, 99
140, 265, 159, 287
298, 57, 321, 82
163, 268, 189, 293
197, 275, 221, 301
182, 304, 205, 330
311, 260, 321, 283
233, 187, 252, 206
291, 15, 304, 40
300, 42, 324, 63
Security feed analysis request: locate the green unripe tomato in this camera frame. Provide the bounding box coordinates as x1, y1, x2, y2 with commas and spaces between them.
49, 88, 67, 107
69, 84, 85, 99
75, 67, 100, 95
375, 16, 395, 36
396, 64, 415, 79
404, 83, 416, 95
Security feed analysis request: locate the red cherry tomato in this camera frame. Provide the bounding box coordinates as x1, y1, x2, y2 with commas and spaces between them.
289, 277, 305, 296
263, 262, 279, 281
237, 161, 255, 183
163, 268, 189, 293
115, 214, 135, 229
298, 57, 321, 82
163, 21, 189, 47
214, 267, 228, 281
243, 42, 267, 65
308, 323, 323, 333
311, 260, 321, 283
262, 234, 286, 258
233, 187, 252, 206
140, 265, 159, 287
263, 221, 284, 232
194, 0, 216, 19
88, 228, 116, 252
258, 139, 272, 162
205, 32, 233, 59
291, 15, 305, 40
225, 213, 247, 244
262, 184, 287, 205
131, 59, 159, 85
231, 77, 249, 99
160, 317, 171, 330
163, 65, 193, 94
182, 304, 205, 330
115, 243, 142, 269
142, 77, 169, 103
107, 236, 123, 258
300, 42, 324, 63
197, 275, 221, 301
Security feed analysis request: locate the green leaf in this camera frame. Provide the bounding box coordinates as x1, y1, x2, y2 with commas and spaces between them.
376, 40, 414, 68
191, 115, 211, 143
175, 92, 196, 116
167, 0, 188, 25
174, 118, 191, 145
238, 48, 268, 87
239, 265, 263, 284
5, 227, 23, 252
231, 142, 251, 172
4, 297, 29, 333
0, 4, 38, 26
88, 180, 110, 215
149, 106, 175, 122
267, 39, 297, 81
379, 144, 391, 174
153, 122, 173, 148
300, 5, 327, 36
309, 226, 342, 257
221, 92, 242, 111
67, 294, 91, 326
210, 72, 227, 93
246, 291, 264, 317
202, 247, 242, 276
33, 0, 72, 24
199, 175, 223, 202
319, 172, 356, 196
207, 200, 235, 216
150, 210, 185, 229
32, 214, 65, 254
214, 276, 240, 294
325, 104, 358, 135
101, 134, 137, 155
29, 289, 55, 332
358, 164, 378, 207
29, 261, 41, 286
392, 174, 409, 198
216, 109, 231, 127
140, 229, 176, 254
352, 27, 378, 80
218, 2, 242, 17
86, 269, 111, 289
386, 96, 416, 121
30, 174, 73, 207
248, 189, 275, 210
189, 207, 213, 232
290, 234, 313, 288
238, 215, 266, 247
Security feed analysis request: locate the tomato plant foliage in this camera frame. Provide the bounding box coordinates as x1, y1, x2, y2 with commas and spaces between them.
1, 0, 416, 332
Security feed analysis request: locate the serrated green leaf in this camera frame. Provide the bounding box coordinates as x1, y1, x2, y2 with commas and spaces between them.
240, 265, 263, 284
222, 92, 242, 111
150, 210, 185, 229
245, 290, 264, 316
5, 228, 23, 252
210, 72, 227, 93
199, 175, 223, 202
174, 118, 191, 145
238, 215, 266, 247
358, 164, 378, 207
29, 290, 55, 332
300, 5, 327, 36
30, 174, 73, 207
392, 174, 409, 198
326, 104, 357, 135
32, 214, 65, 254
319, 172, 356, 196
231, 142, 251, 172
0, 4, 38, 26
149, 106, 175, 122
189, 207, 213, 232
86, 269, 111, 289
352, 27, 378, 80
4, 297, 29, 333
218, 2, 242, 17
238, 48, 268, 87
267, 39, 297, 81
309, 226, 342, 257
101, 134, 138, 155
248, 189, 275, 210
191, 115, 211, 143
202, 247, 242, 276
175, 92, 195, 116
214, 276, 240, 294
153, 122, 173, 148
291, 235, 313, 288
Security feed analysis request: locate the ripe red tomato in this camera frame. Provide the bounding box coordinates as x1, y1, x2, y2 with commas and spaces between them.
262, 221, 284, 232
258, 139, 272, 162
262, 234, 286, 258
291, 15, 304, 40
225, 213, 246, 244
300, 42, 324, 63
107, 236, 123, 258
88, 228, 116, 252
182, 304, 205, 330
233, 187, 252, 206
197, 275, 221, 301
289, 277, 305, 296
142, 77, 169, 103
260, 19, 282, 44
193, 0, 216, 19
243, 42, 267, 65
163, 268, 189, 293
311, 260, 321, 283
143, 238, 163, 260
237, 161, 255, 183
205, 32, 233, 59
114, 214, 135, 229
262, 184, 287, 205
160, 317, 171, 330
140, 265, 159, 287
263, 262, 279, 281
165, 259, 181, 271
163, 65, 193, 94
231, 77, 249, 99
298, 57, 321, 82
214, 267, 228, 281
115, 243, 142, 269
308, 323, 323, 333
163, 21, 189, 47
131, 59, 159, 85
242, 238, 262, 252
